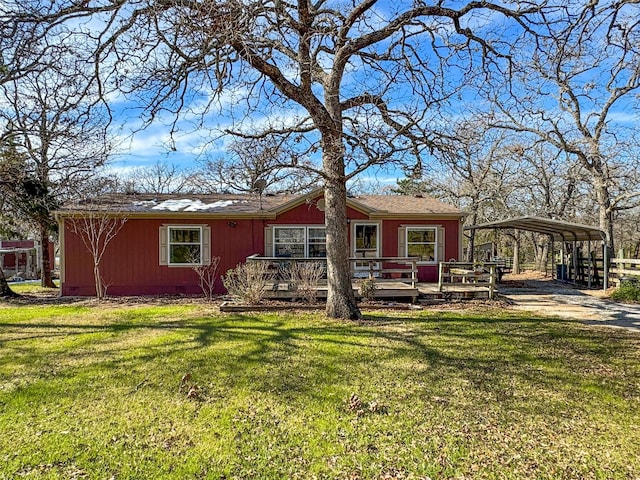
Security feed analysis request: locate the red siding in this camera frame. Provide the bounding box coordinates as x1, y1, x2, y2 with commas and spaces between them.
380, 219, 460, 282
61, 204, 461, 296
274, 196, 369, 223
2, 240, 35, 249
62, 218, 267, 296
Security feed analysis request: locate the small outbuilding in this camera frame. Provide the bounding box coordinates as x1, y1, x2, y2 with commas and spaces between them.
0, 239, 55, 280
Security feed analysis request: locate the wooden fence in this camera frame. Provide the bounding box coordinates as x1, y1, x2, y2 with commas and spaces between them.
609, 258, 640, 286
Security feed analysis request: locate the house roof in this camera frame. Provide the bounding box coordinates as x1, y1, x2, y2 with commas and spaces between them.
58, 193, 298, 215
354, 195, 461, 215
55, 191, 463, 219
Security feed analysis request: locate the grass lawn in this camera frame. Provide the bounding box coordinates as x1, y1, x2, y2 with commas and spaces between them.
0, 300, 638, 479
6, 282, 56, 295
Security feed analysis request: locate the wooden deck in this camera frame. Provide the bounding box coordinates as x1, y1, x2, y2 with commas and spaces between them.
263, 281, 494, 302
253, 258, 498, 303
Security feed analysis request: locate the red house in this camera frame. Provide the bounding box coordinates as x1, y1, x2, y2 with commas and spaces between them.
56, 191, 464, 296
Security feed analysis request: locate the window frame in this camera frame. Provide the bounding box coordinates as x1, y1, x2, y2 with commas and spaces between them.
167, 225, 203, 266
405, 226, 438, 264
352, 222, 380, 258
273, 225, 327, 258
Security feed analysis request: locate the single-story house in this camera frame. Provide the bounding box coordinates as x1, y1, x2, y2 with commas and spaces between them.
55, 190, 464, 296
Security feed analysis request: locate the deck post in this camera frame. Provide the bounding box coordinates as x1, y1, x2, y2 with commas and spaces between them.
411, 259, 417, 288
488, 264, 496, 299
437, 262, 444, 292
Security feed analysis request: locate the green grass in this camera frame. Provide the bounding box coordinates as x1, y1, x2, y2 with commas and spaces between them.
6, 281, 58, 295
0, 301, 638, 479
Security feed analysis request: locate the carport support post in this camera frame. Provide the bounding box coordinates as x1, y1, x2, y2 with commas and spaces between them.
551, 239, 555, 279
559, 234, 567, 282
603, 241, 609, 290
573, 239, 578, 284
587, 239, 592, 289
27, 251, 33, 279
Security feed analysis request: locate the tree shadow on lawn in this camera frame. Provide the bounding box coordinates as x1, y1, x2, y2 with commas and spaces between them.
2, 309, 638, 412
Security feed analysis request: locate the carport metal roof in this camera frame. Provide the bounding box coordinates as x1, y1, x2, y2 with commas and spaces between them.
465, 216, 608, 289
465, 216, 605, 242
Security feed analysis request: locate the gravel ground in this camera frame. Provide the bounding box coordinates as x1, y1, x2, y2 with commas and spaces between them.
499, 273, 640, 333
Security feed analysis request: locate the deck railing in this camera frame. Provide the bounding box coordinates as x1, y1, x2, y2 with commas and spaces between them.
245, 255, 420, 287
438, 261, 498, 299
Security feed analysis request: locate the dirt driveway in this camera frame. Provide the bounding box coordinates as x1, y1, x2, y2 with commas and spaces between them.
498, 274, 640, 333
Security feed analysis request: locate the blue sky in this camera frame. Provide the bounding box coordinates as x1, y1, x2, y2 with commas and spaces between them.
101, 0, 640, 192
100, 0, 511, 184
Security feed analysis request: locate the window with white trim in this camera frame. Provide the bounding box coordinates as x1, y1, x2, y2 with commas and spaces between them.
168, 226, 202, 265
307, 227, 327, 257
406, 227, 437, 263
273, 226, 326, 258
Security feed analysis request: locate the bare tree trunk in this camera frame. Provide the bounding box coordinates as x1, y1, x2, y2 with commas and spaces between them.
533, 238, 542, 271
466, 210, 479, 262
532, 234, 545, 272
94, 263, 104, 299
323, 138, 361, 320
512, 230, 521, 274
39, 223, 56, 288
594, 177, 615, 253
534, 241, 549, 274
0, 267, 18, 298
466, 233, 475, 262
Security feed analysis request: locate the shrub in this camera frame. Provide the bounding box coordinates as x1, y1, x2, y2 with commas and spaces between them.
222, 261, 273, 304
358, 276, 377, 301
611, 278, 640, 303
280, 260, 325, 304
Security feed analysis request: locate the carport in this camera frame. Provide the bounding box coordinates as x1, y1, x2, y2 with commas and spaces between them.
465, 216, 608, 289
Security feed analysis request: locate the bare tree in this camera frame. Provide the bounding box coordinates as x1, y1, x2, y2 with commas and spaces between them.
402, 120, 519, 261
191, 255, 222, 301
195, 136, 320, 196
514, 145, 587, 220
488, 1, 640, 251
615, 203, 640, 258
0, 138, 22, 297
0, 2, 52, 85
512, 143, 591, 271
124, 160, 199, 194
0, 42, 111, 287
15, 0, 547, 318
67, 210, 127, 300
